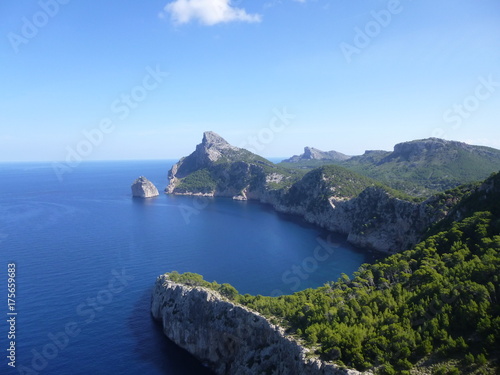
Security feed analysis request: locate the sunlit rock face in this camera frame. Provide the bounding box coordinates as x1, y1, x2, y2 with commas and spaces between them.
151, 274, 367, 375
131, 176, 159, 198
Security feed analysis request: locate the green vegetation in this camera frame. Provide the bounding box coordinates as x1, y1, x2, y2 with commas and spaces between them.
340, 142, 500, 197
279, 140, 500, 197
278, 159, 342, 170
173, 146, 305, 194
427, 172, 500, 237
282, 164, 422, 214
239, 211, 500, 373
176, 168, 217, 194
167, 271, 239, 300
283, 164, 376, 208
167, 208, 500, 373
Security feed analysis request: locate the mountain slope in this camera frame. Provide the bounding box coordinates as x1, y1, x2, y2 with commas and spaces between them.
344, 138, 500, 196
243, 172, 500, 373
280, 138, 500, 197
283, 147, 351, 163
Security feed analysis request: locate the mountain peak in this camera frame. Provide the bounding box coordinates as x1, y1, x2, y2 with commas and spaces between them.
198, 131, 239, 163
387, 137, 491, 163
202, 131, 232, 148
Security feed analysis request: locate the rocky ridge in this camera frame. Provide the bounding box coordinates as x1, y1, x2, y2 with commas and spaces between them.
340, 138, 500, 195
131, 176, 159, 198
151, 274, 367, 375
284, 147, 351, 163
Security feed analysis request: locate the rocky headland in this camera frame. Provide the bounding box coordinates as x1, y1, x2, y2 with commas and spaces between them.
151, 274, 367, 375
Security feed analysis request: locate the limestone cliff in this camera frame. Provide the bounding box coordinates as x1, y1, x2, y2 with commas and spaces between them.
166, 131, 295, 198
274, 183, 452, 253
151, 274, 367, 375
131, 176, 159, 198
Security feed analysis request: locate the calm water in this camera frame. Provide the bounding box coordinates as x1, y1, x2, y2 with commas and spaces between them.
0, 161, 377, 375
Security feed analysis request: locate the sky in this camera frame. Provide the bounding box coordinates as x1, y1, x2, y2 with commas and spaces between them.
1, 0, 499, 162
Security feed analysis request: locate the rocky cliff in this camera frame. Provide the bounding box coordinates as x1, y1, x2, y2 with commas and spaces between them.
131, 176, 159, 198
151, 274, 367, 375
270, 166, 459, 253
166, 131, 296, 198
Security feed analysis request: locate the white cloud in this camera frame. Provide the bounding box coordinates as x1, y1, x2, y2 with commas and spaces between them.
162, 0, 262, 26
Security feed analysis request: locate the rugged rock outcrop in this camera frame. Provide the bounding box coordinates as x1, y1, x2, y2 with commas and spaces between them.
267, 166, 460, 253
166, 131, 285, 198
131, 176, 159, 198
284, 147, 351, 163
151, 274, 367, 375
274, 184, 453, 253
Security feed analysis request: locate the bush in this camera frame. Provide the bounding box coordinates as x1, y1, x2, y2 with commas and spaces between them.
219, 283, 238, 300
378, 364, 396, 375
476, 353, 488, 366
464, 352, 475, 366
433, 365, 460, 375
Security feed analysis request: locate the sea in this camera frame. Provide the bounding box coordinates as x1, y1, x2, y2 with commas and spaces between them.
0, 160, 379, 375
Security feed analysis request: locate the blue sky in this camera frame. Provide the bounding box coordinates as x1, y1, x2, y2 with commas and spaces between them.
1, 0, 499, 161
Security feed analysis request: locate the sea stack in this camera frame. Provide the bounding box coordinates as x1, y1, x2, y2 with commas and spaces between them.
131, 176, 159, 198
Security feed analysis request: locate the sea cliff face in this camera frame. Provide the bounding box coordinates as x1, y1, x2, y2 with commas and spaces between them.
270, 187, 428, 253
151, 274, 367, 375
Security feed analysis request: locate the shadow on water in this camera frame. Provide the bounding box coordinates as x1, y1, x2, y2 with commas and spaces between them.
128, 290, 214, 375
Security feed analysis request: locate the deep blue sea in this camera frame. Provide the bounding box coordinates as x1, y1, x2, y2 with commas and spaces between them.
0, 160, 379, 375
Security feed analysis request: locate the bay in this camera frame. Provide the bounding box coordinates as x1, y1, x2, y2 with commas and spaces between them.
0, 160, 378, 374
